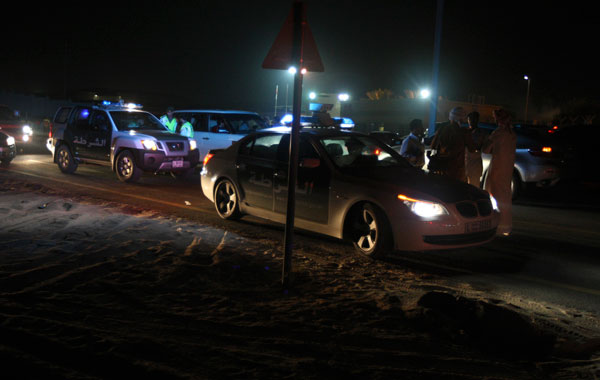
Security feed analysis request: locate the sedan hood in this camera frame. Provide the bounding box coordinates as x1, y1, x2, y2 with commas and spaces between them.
347, 166, 489, 203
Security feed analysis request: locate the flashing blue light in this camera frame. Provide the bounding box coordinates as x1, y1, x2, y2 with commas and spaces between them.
281, 114, 293, 124
80, 109, 90, 118
102, 101, 112, 106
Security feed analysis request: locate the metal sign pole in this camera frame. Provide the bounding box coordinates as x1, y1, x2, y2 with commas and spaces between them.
427, 0, 444, 137
282, 0, 304, 288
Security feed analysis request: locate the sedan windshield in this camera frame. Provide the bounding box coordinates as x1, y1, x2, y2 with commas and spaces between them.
320, 135, 411, 169
110, 111, 168, 131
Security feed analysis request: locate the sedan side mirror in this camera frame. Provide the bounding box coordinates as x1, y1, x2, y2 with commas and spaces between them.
300, 158, 320, 169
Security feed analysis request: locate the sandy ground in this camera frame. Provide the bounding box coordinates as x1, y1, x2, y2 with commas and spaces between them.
1, 181, 599, 379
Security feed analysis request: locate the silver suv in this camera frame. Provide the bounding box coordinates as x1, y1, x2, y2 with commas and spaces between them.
47, 102, 199, 182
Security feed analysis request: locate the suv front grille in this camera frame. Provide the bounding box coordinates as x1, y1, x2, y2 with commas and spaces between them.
455, 199, 493, 218
165, 142, 184, 152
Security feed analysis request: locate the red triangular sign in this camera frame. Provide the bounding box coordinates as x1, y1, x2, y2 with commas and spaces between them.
262, 4, 324, 72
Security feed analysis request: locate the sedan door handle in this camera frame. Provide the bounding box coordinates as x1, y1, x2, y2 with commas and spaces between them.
274, 170, 287, 178
202, 137, 210, 140
236, 163, 246, 170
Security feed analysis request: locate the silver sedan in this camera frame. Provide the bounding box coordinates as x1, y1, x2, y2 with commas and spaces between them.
201, 128, 500, 258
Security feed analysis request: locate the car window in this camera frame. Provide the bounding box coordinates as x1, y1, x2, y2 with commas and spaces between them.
173, 112, 207, 132
109, 111, 168, 131
91, 111, 110, 131
276, 135, 320, 162
74, 108, 92, 129
54, 107, 72, 124
240, 134, 282, 160
320, 135, 411, 169
192, 113, 208, 132
209, 113, 268, 134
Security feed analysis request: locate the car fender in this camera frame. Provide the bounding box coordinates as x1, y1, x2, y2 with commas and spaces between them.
52, 140, 74, 163
339, 193, 395, 242
111, 137, 141, 171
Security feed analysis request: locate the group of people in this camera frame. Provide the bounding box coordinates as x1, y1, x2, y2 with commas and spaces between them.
159, 107, 194, 138
398, 107, 516, 236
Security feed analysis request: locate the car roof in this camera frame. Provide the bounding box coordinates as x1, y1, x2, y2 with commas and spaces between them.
260, 126, 365, 138
172, 109, 259, 115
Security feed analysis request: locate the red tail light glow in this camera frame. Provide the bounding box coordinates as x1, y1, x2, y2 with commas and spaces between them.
529, 147, 554, 157
203, 153, 214, 166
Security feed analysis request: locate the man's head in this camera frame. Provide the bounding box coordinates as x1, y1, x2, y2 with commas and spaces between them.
467, 112, 479, 128
166, 106, 174, 117
409, 119, 424, 136
493, 109, 511, 125
449, 107, 466, 124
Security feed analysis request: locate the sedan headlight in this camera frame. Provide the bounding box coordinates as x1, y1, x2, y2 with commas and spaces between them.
141, 139, 158, 151
6, 136, 15, 146
189, 139, 197, 150
23, 125, 33, 135
490, 195, 499, 211
398, 194, 448, 218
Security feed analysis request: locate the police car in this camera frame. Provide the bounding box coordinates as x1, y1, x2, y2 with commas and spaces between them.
278, 103, 355, 130
47, 101, 199, 182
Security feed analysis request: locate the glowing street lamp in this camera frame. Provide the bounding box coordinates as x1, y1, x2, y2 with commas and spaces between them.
420, 89, 431, 99
309, 92, 317, 100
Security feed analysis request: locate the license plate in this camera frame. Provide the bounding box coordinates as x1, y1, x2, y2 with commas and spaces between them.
465, 219, 491, 233
172, 160, 184, 168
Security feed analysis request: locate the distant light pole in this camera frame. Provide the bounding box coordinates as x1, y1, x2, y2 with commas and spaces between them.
524, 75, 531, 124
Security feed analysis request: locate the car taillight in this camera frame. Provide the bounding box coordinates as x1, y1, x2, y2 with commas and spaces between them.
528, 146, 554, 157
203, 153, 214, 166
48, 122, 53, 138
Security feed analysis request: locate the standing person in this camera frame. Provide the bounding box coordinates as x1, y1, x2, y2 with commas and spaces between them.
177, 117, 194, 139
482, 109, 516, 236
160, 107, 177, 133
430, 107, 472, 181
400, 119, 425, 168
465, 111, 486, 187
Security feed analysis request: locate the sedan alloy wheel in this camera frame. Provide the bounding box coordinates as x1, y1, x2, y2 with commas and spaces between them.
214, 179, 241, 220
352, 203, 391, 258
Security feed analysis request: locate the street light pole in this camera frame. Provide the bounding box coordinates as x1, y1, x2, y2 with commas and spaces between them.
524, 75, 531, 124
274, 84, 279, 118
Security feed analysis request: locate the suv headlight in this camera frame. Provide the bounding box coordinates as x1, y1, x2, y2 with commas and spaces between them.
189, 139, 197, 150
23, 125, 33, 135
398, 194, 448, 218
6, 136, 15, 146
141, 139, 158, 151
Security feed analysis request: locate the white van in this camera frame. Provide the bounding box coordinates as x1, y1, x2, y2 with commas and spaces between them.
171, 110, 269, 163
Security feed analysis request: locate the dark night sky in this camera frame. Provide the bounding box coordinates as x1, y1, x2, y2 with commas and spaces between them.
1, 1, 597, 115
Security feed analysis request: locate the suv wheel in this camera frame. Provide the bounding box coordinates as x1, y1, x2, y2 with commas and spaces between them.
56, 144, 78, 173
115, 150, 141, 182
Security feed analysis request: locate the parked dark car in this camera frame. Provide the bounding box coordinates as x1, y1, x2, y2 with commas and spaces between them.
0, 130, 17, 167
552, 124, 600, 182
201, 127, 499, 258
